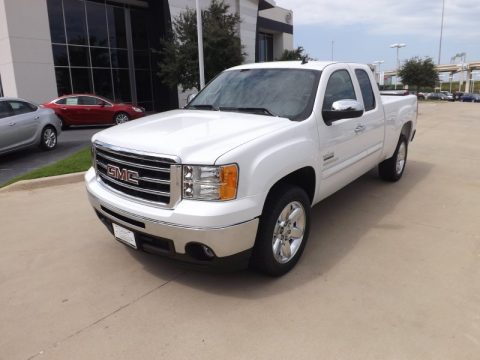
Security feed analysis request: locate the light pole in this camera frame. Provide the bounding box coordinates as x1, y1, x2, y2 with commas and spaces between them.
195, 0, 205, 89
373, 60, 384, 84
438, 0, 446, 64
449, 74, 453, 93
390, 43, 406, 90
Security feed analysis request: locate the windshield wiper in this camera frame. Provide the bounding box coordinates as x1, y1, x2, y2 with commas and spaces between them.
187, 104, 218, 111
218, 107, 277, 117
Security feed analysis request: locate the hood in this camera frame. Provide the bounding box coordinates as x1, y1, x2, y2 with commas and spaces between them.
92, 109, 292, 164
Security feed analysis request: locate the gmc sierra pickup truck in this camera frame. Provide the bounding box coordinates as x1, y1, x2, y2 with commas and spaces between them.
86, 61, 417, 276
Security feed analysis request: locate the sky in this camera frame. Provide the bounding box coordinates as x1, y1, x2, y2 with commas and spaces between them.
276, 0, 480, 72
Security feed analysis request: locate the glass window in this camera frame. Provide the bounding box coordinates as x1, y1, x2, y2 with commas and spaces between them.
64, 0, 88, 45
188, 69, 321, 121
113, 69, 131, 102
93, 69, 113, 99
68, 45, 90, 67
55, 67, 72, 96
355, 69, 376, 111
71, 68, 93, 93
107, 6, 127, 49
78, 96, 98, 105
8, 101, 36, 115
135, 70, 152, 102
52, 45, 69, 66
47, 0, 66, 43
322, 70, 357, 111
86, 1, 109, 47
134, 51, 149, 69
55, 98, 67, 105
131, 10, 148, 50
0, 101, 13, 119
91, 47, 111, 68
111, 48, 129, 68
65, 97, 79, 105
258, 32, 273, 62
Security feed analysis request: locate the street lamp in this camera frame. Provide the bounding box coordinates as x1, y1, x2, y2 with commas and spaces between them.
390, 43, 406, 90
438, 0, 446, 64
195, 0, 205, 89
373, 60, 384, 84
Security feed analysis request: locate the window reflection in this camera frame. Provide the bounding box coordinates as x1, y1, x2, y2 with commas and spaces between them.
64, 0, 88, 45
47, 0, 153, 107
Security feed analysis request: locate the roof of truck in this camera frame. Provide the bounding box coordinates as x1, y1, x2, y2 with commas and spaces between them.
229, 60, 338, 72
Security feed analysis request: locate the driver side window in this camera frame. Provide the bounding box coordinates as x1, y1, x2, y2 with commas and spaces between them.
322, 70, 356, 111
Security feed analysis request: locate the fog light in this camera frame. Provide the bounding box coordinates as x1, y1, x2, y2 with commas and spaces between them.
202, 245, 215, 258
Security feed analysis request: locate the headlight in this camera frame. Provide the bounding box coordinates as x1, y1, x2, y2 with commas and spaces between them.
132, 106, 143, 113
183, 164, 238, 201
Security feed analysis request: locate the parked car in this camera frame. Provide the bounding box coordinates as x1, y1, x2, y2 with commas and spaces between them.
459, 93, 478, 102
454, 92, 464, 101
86, 61, 417, 276
440, 91, 454, 101
43, 94, 145, 129
417, 92, 426, 100
426, 92, 447, 101
0, 97, 61, 155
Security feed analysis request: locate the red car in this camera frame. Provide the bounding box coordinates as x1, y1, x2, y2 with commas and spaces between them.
43, 94, 145, 129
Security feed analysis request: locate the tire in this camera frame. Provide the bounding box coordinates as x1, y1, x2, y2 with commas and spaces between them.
250, 184, 311, 276
378, 135, 408, 182
40, 126, 57, 150
114, 112, 130, 124
59, 117, 69, 130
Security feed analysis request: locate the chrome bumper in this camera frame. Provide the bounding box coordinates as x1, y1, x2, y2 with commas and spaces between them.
87, 191, 259, 259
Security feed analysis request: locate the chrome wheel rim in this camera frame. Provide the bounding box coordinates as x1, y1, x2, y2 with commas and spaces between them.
396, 142, 406, 175
115, 113, 129, 124
44, 128, 56, 148
272, 201, 306, 264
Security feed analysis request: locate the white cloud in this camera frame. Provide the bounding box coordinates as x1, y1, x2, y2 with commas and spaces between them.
276, 0, 480, 37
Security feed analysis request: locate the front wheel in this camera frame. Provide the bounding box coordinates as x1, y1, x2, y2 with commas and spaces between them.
114, 112, 130, 124
250, 185, 311, 276
379, 135, 408, 182
40, 126, 57, 150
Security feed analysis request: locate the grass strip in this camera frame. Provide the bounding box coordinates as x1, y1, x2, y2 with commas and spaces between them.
1, 147, 91, 188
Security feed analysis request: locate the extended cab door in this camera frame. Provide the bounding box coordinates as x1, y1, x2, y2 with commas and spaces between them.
350, 66, 385, 168
315, 64, 383, 199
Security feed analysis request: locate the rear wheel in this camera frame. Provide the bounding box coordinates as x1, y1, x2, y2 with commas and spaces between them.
114, 112, 129, 124
251, 184, 311, 276
59, 117, 69, 130
40, 126, 57, 150
379, 135, 408, 182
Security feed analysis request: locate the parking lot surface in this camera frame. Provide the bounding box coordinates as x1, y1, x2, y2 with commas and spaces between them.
1, 102, 479, 360
0, 127, 104, 186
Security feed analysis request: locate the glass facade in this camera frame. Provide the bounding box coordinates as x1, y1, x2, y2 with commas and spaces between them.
46, 0, 154, 110
257, 32, 273, 62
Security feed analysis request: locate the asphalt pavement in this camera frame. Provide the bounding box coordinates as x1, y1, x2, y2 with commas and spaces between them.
1, 103, 479, 359
0, 126, 105, 185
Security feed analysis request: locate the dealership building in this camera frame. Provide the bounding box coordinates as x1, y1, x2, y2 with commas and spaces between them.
0, 0, 293, 111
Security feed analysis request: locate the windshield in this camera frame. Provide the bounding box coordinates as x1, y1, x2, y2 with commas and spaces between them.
187, 68, 321, 121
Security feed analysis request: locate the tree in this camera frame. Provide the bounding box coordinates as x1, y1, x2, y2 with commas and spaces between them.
158, 0, 244, 91
397, 57, 438, 91
277, 46, 310, 61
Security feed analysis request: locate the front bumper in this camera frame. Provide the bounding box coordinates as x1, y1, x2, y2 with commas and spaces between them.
85, 168, 259, 269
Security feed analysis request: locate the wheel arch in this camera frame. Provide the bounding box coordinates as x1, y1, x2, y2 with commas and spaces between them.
264, 166, 316, 208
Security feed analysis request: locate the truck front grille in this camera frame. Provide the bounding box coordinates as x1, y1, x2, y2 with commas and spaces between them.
93, 142, 181, 207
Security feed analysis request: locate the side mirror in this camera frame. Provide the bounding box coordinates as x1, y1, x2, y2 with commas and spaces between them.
322, 99, 364, 125
186, 93, 197, 104
99, 101, 107, 107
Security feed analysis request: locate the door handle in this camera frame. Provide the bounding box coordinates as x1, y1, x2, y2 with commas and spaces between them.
34, 116, 40, 120
354, 125, 365, 133
61, 107, 67, 110
8, 122, 16, 126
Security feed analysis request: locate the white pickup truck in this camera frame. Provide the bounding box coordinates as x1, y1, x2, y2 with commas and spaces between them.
86, 61, 417, 276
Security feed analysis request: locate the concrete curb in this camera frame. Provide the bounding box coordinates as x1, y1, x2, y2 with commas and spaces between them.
0, 172, 85, 193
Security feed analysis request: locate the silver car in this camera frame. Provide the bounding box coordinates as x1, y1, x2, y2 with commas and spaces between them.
0, 97, 62, 155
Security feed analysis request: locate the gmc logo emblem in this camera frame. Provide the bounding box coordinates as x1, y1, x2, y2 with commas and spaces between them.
106, 164, 139, 185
